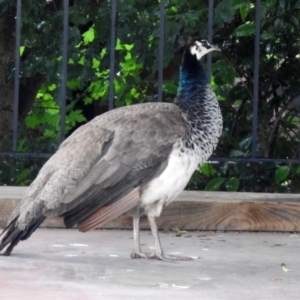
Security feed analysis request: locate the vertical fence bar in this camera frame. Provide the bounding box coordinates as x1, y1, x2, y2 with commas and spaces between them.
12, 0, 22, 151
108, 0, 117, 110
60, 0, 69, 143
298, 116, 300, 158
207, 0, 214, 80
157, 0, 165, 102
251, 0, 261, 157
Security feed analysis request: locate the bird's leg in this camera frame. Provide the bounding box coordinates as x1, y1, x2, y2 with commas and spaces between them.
130, 206, 147, 259
130, 207, 193, 262
147, 214, 193, 262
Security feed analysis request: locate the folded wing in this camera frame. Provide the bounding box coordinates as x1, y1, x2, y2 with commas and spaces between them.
10, 103, 186, 232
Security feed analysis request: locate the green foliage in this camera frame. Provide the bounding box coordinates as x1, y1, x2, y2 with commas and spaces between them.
82, 26, 95, 44
203, 176, 239, 192
275, 166, 290, 183
199, 163, 218, 176
205, 177, 226, 191
225, 177, 240, 191
214, 0, 236, 26
1, 0, 300, 192
205, 0, 300, 193
233, 23, 255, 37
187, 161, 296, 193
25, 83, 60, 138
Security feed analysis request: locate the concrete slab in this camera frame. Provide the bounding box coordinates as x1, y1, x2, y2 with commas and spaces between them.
1, 229, 299, 300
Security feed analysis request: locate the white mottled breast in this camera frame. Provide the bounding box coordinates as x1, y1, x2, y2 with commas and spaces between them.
141, 141, 200, 218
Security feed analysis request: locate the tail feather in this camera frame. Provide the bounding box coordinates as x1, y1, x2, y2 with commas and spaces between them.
0, 217, 18, 238
0, 216, 46, 256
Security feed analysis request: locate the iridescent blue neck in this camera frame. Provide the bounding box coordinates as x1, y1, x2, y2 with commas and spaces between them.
176, 50, 209, 109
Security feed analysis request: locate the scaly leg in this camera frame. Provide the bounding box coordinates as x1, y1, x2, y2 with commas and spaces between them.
130, 206, 147, 259
147, 214, 193, 262
130, 207, 193, 262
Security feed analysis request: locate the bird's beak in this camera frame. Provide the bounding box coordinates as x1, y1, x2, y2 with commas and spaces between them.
211, 44, 221, 52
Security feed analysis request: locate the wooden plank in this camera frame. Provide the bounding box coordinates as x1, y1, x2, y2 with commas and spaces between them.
0, 186, 300, 231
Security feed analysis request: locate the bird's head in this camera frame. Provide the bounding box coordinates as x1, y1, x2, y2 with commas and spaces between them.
188, 39, 220, 60
174, 34, 220, 61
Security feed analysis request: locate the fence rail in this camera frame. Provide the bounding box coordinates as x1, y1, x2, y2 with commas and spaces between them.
1, 0, 300, 164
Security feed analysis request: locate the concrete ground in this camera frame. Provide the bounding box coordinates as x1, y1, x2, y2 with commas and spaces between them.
0, 229, 299, 300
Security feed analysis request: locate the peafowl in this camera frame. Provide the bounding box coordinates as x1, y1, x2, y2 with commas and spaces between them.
0, 37, 222, 262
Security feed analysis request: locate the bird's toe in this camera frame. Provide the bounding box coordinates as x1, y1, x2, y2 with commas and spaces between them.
130, 251, 149, 259
149, 253, 194, 262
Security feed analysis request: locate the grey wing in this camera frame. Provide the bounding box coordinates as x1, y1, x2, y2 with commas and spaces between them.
62, 110, 186, 230
12, 104, 186, 231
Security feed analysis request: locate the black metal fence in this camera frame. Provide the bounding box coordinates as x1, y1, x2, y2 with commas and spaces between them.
1, 0, 300, 165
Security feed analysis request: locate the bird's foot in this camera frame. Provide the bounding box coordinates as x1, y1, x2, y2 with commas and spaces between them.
149, 253, 194, 262
130, 251, 149, 259
131, 251, 193, 262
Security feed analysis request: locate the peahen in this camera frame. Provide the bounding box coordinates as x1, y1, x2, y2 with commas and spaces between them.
0, 37, 222, 261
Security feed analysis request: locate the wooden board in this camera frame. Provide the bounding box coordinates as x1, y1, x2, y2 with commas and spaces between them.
0, 186, 300, 231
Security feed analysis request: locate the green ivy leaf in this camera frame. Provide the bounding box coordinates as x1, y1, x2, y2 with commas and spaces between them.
204, 177, 226, 191
20, 45, 25, 56
198, 163, 217, 176
82, 27, 95, 44
115, 38, 123, 50
124, 44, 134, 51
67, 79, 80, 90
100, 48, 107, 59
233, 23, 255, 37
275, 166, 290, 183
225, 177, 240, 191
83, 97, 93, 105
163, 83, 178, 95
67, 110, 86, 127
92, 58, 100, 69
25, 112, 40, 128
124, 52, 132, 61
78, 56, 85, 65
48, 84, 56, 91
44, 128, 56, 138
42, 93, 53, 101
129, 88, 139, 98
